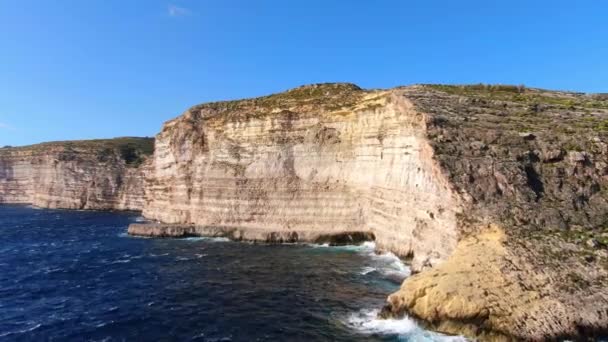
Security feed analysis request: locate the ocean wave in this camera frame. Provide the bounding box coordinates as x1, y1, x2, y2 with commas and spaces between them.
181, 236, 230, 242
359, 266, 376, 275
369, 252, 411, 279
118, 232, 151, 239
346, 309, 467, 341
95, 320, 115, 328
0, 323, 42, 338
352, 242, 411, 280
346, 309, 416, 335
43, 267, 64, 274
149, 253, 169, 257
308, 241, 376, 252
103, 254, 145, 264
306, 241, 411, 280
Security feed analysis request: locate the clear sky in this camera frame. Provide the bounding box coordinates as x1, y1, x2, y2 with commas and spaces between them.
1, 1, 607, 146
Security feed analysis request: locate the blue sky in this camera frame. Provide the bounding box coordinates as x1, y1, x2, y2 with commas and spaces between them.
1, 1, 607, 146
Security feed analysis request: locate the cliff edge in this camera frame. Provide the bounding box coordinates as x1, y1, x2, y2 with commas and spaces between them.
134, 83, 608, 340
0, 137, 153, 210
382, 85, 608, 340
3, 83, 607, 340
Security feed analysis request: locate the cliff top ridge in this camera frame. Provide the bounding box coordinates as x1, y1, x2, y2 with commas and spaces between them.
1, 137, 154, 153
0, 137, 155, 167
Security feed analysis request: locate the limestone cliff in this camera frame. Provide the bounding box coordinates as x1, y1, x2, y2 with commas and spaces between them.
132, 83, 608, 340
0, 137, 153, 210
140, 84, 460, 271
3, 83, 607, 340
385, 85, 608, 340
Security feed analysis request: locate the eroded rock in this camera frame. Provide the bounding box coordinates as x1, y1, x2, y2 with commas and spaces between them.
0, 138, 152, 210
136, 84, 608, 340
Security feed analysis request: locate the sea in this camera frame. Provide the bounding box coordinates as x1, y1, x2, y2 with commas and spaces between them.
0, 204, 465, 341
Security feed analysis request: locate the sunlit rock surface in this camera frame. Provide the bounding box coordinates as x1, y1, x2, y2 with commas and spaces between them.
139, 83, 608, 340
3, 83, 608, 340
0, 137, 153, 210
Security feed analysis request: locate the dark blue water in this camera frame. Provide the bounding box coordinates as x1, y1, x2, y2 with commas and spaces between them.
0, 205, 463, 341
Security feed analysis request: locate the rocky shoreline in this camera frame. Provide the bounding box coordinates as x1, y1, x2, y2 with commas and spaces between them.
128, 222, 375, 245
2, 83, 608, 340
0, 137, 153, 211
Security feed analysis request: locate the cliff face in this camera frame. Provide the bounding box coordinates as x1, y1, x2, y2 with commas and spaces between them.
0, 137, 153, 211
136, 83, 608, 340
385, 85, 608, 340
3, 83, 608, 340
142, 84, 461, 271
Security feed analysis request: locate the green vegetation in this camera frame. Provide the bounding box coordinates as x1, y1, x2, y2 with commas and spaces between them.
3, 137, 154, 167
91, 137, 154, 167
195, 83, 366, 122
555, 225, 608, 248
566, 271, 592, 291
427, 83, 525, 94
425, 84, 608, 110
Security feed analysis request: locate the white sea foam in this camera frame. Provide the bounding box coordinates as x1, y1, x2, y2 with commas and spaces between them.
95, 320, 115, 328
210, 237, 230, 242
371, 252, 411, 279
360, 241, 377, 250
118, 232, 152, 239
346, 309, 468, 341
359, 266, 376, 275
181, 237, 207, 241
309, 241, 376, 251
346, 309, 417, 335
0, 323, 42, 338
181, 236, 230, 242
43, 267, 64, 274
338, 241, 377, 252
352, 242, 411, 279
307, 241, 411, 279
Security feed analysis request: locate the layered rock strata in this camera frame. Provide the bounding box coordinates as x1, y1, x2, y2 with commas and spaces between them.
0, 137, 153, 210
385, 85, 608, 340
141, 84, 461, 271
3, 83, 608, 340
128, 223, 374, 245
135, 83, 608, 340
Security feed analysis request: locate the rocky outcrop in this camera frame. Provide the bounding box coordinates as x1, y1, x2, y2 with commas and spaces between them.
3, 83, 608, 340
135, 83, 608, 340
141, 84, 461, 271
128, 223, 374, 244
0, 137, 153, 210
384, 85, 608, 340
